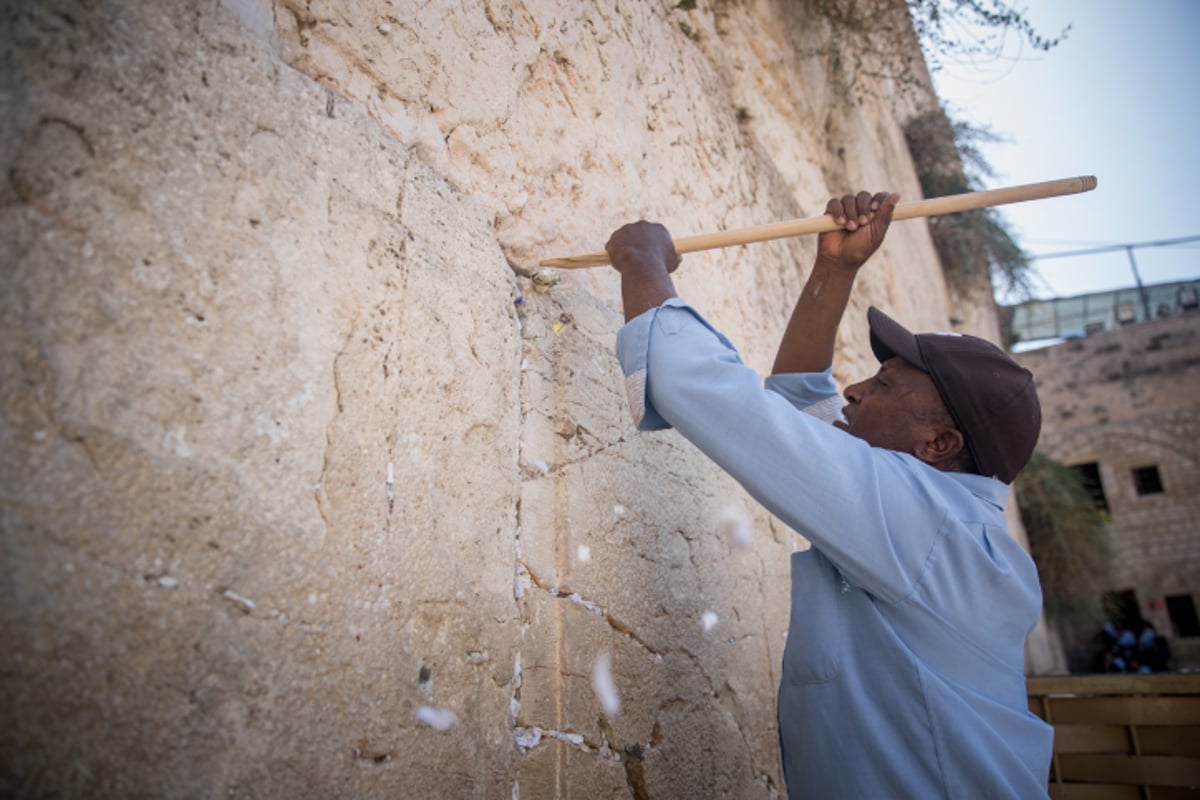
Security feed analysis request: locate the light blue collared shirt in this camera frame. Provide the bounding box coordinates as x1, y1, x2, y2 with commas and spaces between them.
617, 299, 1052, 799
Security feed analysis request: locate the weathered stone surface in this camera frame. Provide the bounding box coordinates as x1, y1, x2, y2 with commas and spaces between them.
2, 0, 1054, 796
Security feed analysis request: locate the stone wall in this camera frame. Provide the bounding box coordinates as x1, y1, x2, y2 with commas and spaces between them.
1, 1, 1054, 796
1017, 313, 1200, 668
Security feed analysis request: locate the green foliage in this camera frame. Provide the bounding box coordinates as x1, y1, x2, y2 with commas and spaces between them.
803, 0, 923, 96
805, 0, 1069, 91
904, 109, 1033, 296
802, 0, 1064, 296
1015, 453, 1118, 652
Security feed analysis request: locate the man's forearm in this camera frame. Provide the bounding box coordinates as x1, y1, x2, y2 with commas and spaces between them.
771, 191, 898, 375
621, 267, 678, 322
605, 221, 682, 322
771, 257, 856, 375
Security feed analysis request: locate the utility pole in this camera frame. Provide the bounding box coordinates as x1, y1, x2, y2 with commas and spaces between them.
1123, 245, 1151, 320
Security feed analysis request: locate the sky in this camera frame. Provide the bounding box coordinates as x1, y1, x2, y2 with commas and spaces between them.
928, 0, 1200, 304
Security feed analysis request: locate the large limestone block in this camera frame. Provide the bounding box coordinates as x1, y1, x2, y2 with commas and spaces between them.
510, 281, 789, 797
2, 2, 520, 796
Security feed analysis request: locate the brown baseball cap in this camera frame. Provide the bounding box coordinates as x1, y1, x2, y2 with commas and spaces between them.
866, 307, 1041, 484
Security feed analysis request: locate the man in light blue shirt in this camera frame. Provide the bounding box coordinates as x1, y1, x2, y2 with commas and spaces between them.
607, 191, 1053, 798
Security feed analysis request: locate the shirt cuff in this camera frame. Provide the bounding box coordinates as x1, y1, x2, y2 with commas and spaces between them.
615, 298, 736, 430
764, 369, 842, 422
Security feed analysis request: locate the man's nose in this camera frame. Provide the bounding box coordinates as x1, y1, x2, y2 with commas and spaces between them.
843, 380, 864, 403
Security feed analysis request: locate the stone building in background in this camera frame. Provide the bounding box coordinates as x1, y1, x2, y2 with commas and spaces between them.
1012, 282, 1200, 670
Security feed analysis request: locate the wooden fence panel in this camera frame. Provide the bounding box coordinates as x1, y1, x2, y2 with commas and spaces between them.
1044, 696, 1200, 726
1139, 727, 1200, 757
1052, 725, 1130, 754
1028, 674, 1200, 796
1049, 785, 1142, 800
1050, 788, 1200, 800
1058, 754, 1200, 786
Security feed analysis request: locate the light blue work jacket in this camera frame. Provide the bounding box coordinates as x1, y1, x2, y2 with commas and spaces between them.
616, 299, 1053, 799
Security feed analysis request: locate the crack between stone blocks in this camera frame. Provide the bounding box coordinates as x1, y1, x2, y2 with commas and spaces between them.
753, 538, 779, 706
517, 560, 661, 659
676, 646, 719, 700
513, 725, 621, 761
511, 286, 542, 772
719, 678, 756, 784
527, 433, 629, 479
596, 716, 653, 800
314, 327, 353, 532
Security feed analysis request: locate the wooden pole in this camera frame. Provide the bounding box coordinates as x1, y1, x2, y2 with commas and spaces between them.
539, 175, 1097, 269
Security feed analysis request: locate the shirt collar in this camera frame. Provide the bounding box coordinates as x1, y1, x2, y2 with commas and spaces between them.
948, 471, 1009, 510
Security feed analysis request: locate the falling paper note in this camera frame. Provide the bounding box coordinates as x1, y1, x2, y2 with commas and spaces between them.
701, 610, 719, 632
591, 651, 620, 716
415, 706, 459, 731
717, 504, 752, 549
577, 544, 591, 563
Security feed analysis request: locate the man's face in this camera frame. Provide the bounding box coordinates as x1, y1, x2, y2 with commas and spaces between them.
834, 357, 948, 456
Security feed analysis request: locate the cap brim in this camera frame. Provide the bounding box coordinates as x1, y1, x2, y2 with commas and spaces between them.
867, 307, 926, 369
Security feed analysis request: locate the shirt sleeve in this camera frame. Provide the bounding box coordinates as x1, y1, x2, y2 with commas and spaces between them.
615, 299, 950, 603
765, 371, 847, 424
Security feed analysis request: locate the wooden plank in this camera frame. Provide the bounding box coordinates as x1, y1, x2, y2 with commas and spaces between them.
1044, 695, 1200, 726
1139, 726, 1200, 757
1142, 789, 1200, 799
1052, 724, 1131, 754
1058, 754, 1200, 787
1050, 786, 1200, 800
1051, 724, 1200, 756
1029, 674, 1200, 697
1048, 784, 1141, 800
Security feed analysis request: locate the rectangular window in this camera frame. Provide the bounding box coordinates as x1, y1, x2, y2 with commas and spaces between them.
1132, 465, 1164, 495
1115, 301, 1137, 324
1180, 286, 1198, 310
1072, 462, 1110, 515
1166, 594, 1200, 638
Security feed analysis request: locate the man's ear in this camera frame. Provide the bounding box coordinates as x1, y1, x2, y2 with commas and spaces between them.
915, 426, 966, 468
